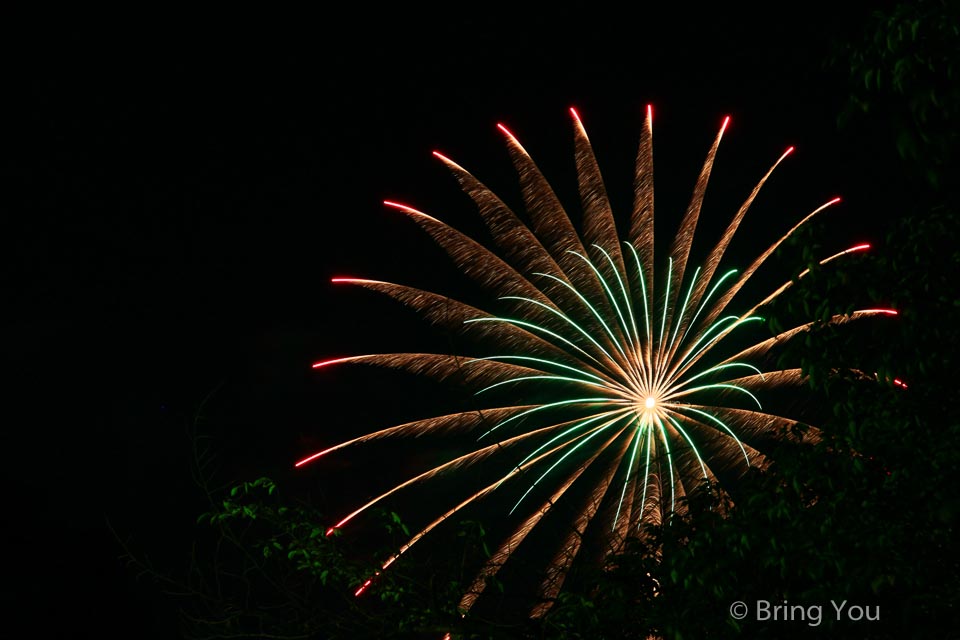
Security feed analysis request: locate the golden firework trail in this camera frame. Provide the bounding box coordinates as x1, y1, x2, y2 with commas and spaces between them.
296, 106, 893, 616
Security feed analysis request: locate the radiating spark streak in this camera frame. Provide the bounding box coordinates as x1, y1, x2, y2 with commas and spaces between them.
716, 309, 898, 367
625, 242, 654, 372
460, 422, 618, 613
466, 355, 609, 384
668, 315, 741, 375
667, 406, 750, 465
670, 383, 763, 409
498, 294, 630, 376
532, 272, 635, 369
572, 109, 627, 280
498, 121, 614, 311
578, 250, 648, 385
656, 258, 674, 371
689, 146, 794, 314
663, 414, 708, 479
431, 150, 581, 310
383, 200, 576, 332
475, 374, 627, 397
638, 426, 654, 523
666, 266, 702, 361
665, 118, 728, 317
663, 362, 765, 397
595, 244, 642, 355
380, 425, 622, 572
653, 415, 676, 513
464, 316, 607, 371
679, 268, 739, 345
683, 404, 821, 445
505, 408, 635, 488
530, 433, 632, 619
701, 197, 843, 331
720, 369, 806, 391
327, 278, 609, 378
669, 316, 765, 385
295, 406, 536, 468
627, 105, 654, 272
327, 415, 603, 534
307, 354, 543, 394
569, 250, 634, 351
613, 419, 646, 531
478, 397, 630, 440
510, 414, 633, 514
744, 243, 872, 316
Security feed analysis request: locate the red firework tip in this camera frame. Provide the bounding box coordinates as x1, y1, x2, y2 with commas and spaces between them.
295, 442, 342, 467
325, 527, 336, 536
721, 115, 731, 134
311, 356, 355, 369
432, 150, 450, 162
294, 456, 317, 468
354, 579, 372, 597
354, 572, 380, 597
383, 200, 429, 216
294, 450, 326, 467
829, 196, 842, 205
569, 106, 581, 122
861, 309, 898, 315
330, 277, 364, 283
646, 104, 653, 120
496, 122, 517, 140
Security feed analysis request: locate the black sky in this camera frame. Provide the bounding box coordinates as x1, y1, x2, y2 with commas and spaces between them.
4, 7, 910, 636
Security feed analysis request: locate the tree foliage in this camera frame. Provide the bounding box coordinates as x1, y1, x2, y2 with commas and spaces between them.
830, 0, 959, 192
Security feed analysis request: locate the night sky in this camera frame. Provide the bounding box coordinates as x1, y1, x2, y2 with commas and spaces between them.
6, 7, 912, 637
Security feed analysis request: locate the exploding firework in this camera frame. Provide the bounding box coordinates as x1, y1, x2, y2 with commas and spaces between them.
296, 107, 893, 617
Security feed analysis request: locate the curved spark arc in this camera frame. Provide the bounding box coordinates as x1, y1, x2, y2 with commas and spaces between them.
509, 411, 635, 514
326, 411, 627, 535
298, 108, 896, 618
612, 420, 646, 532
528, 272, 642, 385
465, 355, 610, 385
496, 291, 640, 386
464, 315, 614, 373
496, 408, 636, 489
378, 423, 633, 575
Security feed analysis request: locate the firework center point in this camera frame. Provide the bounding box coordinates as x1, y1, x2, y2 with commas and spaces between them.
644, 396, 656, 409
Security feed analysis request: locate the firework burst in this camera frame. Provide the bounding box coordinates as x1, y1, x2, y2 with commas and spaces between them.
296, 107, 893, 617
